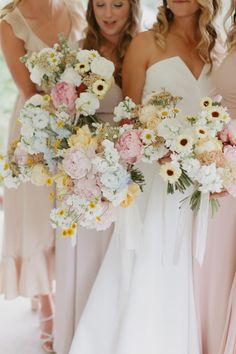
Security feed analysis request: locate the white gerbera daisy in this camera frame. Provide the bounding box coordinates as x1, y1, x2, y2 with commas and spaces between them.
159, 162, 182, 184
200, 97, 213, 110
207, 106, 230, 123
175, 134, 193, 154
75, 62, 90, 74
92, 79, 109, 97
195, 126, 208, 139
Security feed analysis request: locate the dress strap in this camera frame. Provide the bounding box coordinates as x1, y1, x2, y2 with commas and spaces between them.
4, 9, 30, 46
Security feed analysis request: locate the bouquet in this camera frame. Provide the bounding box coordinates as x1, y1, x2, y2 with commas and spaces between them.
50, 124, 144, 234
0, 39, 115, 188
157, 96, 236, 212
0, 39, 145, 235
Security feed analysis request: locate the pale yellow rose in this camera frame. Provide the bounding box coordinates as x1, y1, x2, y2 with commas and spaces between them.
120, 183, 141, 208
147, 116, 160, 131
195, 137, 222, 155
140, 105, 159, 125
54, 172, 71, 194
31, 163, 50, 186
68, 125, 92, 147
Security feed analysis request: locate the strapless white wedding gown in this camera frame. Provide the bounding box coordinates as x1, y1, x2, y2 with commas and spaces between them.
69, 57, 215, 354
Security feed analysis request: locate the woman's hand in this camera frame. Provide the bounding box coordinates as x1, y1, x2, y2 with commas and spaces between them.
158, 152, 171, 165
210, 189, 228, 199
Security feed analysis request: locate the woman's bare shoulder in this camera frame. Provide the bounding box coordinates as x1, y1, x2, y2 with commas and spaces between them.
130, 30, 156, 47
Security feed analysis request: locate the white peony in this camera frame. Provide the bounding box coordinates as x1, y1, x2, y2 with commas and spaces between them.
30, 67, 44, 85
90, 57, 115, 79
60, 67, 82, 86
114, 98, 136, 122
76, 49, 93, 62
75, 92, 100, 116
26, 94, 43, 107
182, 158, 201, 179
197, 164, 223, 193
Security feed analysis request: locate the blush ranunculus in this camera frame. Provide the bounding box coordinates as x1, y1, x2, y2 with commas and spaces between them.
51, 82, 77, 114
62, 144, 96, 179
73, 177, 101, 199
116, 130, 142, 164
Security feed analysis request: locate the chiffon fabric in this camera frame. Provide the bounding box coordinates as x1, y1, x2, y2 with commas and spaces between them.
194, 51, 236, 354
0, 0, 84, 299
54, 84, 123, 354
69, 56, 215, 354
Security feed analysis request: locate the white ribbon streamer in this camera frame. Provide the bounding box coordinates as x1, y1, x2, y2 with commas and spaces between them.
194, 192, 210, 265
173, 200, 192, 264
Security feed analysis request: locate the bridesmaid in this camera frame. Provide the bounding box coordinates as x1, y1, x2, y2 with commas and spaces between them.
0, 0, 84, 352
195, 2, 236, 354
54, 1, 140, 354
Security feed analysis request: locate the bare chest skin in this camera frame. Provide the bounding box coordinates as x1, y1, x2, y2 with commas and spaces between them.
17, 4, 72, 46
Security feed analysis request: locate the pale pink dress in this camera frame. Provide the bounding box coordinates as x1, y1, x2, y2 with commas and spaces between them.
0, 0, 84, 299
54, 84, 123, 354
194, 51, 236, 354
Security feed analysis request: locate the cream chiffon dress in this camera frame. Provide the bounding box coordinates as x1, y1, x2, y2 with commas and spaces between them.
0, 0, 84, 299
195, 51, 236, 354
54, 84, 123, 354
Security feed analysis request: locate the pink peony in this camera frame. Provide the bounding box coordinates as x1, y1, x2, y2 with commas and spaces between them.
63, 144, 96, 179
73, 177, 101, 199
224, 145, 236, 163
116, 130, 142, 164
51, 82, 77, 114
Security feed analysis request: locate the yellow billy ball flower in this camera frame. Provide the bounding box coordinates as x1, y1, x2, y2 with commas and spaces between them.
46, 177, 54, 187
48, 191, 55, 202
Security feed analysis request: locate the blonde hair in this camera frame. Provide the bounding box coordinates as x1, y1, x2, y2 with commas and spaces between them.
82, 0, 141, 87
0, 0, 23, 19
225, 0, 236, 52
152, 0, 221, 67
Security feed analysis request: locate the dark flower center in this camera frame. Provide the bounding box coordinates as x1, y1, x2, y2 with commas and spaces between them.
167, 169, 174, 176
97, 85, 104, 91
212, 111, 220, 118
180, 139, 188, 146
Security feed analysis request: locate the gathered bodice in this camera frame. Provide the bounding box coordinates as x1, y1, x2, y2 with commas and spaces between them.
4, 0, 85, 54
215, 51, 236, 119
142, 56, 215, 115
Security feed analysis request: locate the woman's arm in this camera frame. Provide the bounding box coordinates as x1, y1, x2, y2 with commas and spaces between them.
0, 20, 36, 101
122, 32, 149, 104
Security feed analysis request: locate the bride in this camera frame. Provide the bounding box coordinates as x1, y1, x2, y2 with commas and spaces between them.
69, 1, 221, 353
